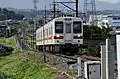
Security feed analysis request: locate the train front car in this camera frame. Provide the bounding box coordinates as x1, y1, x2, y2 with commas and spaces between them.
53, 17, 83, 55
36, 17, 83, 55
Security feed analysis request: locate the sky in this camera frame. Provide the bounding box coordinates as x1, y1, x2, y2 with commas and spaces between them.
0, 0, 120, 10
99, 0, 120, 3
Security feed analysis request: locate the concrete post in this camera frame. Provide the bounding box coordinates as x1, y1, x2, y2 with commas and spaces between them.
77, 57, 81, 77
116, 32, 120, 79
106, 38, 114, 79
101, 38, 114, 79
101, 45, 106, 79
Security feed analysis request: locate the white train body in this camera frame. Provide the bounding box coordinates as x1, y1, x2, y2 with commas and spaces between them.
36, 17, 83, 54
36, 17, 83, 46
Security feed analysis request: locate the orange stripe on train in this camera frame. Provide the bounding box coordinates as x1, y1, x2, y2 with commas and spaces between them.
73, 36, 84, 39
53, 36, 64, 39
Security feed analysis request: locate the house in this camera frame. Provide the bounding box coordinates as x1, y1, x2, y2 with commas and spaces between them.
97, 15, 120, 28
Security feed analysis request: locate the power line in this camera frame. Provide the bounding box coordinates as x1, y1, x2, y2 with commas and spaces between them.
51, 0, 79, 18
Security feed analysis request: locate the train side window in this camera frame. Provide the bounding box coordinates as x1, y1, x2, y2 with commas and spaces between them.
73, 21, 82, 33
46, 29, 47, 37
46, 29, 48, 36
51, 27, 52, 35
49, 27, 50, 35
55, 21, 63, 33
40, 31, 41, 38
41, 31, 43, 38
45, 29, 46, 37
47, 29, 49, 36
49, 27, 52, 35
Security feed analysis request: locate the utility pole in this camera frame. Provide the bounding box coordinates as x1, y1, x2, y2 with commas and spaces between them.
43, 6, 47, 63
53, 0, 56, 18
44, 6, 47, 24
33, 0, 38, 49
84, 0, 88, 20
51, 0, 60, 19
75, 0, 78, 17
33, 0, 37, 13
20, 20, 24, 53
84, 0, 96, 24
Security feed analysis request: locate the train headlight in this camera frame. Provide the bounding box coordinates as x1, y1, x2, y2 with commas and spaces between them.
78, 35, 80, 37
56, 35, 60, 37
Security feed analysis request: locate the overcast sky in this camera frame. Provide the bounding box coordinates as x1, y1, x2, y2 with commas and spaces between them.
99, 0, 120, 3
0, 0, 120, 10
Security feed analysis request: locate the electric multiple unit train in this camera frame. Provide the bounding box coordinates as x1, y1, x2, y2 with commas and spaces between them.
36, 17, 83, 54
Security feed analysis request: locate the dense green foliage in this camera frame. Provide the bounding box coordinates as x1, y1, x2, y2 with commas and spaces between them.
0, 37, 14, 56
78, 45, 101, 57
0, 53, 54, 79
87, 45, 101, 57
80, 25, 113, 57
0, 8, 24, 21
0, 46, 13, 56
0, 37, 16, 51
84, 25, 112, 40
0, 37, 55, 79
28, 18, 34, 24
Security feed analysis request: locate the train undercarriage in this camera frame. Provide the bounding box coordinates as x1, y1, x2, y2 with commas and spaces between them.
36, 44, 80, 55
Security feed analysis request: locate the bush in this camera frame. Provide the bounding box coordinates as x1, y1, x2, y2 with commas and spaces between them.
0, 45, 13, 56
87, 45, 101, 57
5, 47, 14, 52
0, 71, 15, 79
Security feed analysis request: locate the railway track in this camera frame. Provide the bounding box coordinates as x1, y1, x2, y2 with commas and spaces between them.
15, 34, 119, 79
15, 35, 101, 78
16, 34, 100, 65
15, 35, 30, 51
16, 33, 101, 61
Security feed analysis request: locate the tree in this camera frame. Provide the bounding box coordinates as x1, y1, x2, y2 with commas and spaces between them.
0, 13, 7, 21
1, 8, 9, 14
28, 18, 34, 24
84, 25, 112, 40
0, 8, 24, 21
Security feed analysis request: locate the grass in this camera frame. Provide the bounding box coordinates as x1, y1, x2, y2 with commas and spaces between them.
0, 37, 55, 79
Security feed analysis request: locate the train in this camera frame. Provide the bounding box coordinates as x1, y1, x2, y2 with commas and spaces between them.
36, 17, 83, 55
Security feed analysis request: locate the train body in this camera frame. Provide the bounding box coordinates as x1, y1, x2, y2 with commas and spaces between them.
36, 17, 83, 54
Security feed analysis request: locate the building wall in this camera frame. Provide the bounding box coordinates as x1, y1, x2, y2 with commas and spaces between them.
107, 16, 120, 26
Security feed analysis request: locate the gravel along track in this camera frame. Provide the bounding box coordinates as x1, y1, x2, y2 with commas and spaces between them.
15, 35, 102, 78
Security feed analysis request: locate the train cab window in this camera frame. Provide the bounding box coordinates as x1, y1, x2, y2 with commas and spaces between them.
73, 21, 82, 33
66, 23, 71, 33
55, 21, 63, 33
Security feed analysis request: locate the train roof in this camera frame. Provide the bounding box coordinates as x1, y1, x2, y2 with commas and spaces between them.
52, 17, 82, 21
36, 17, 83, 32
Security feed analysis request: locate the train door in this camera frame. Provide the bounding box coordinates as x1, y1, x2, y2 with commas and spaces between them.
64, 23, 73, 43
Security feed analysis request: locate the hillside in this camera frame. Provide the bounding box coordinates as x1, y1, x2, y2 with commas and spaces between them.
0, 37, 55, 79
6, 7, 120, 19
0, 8, 24, 21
